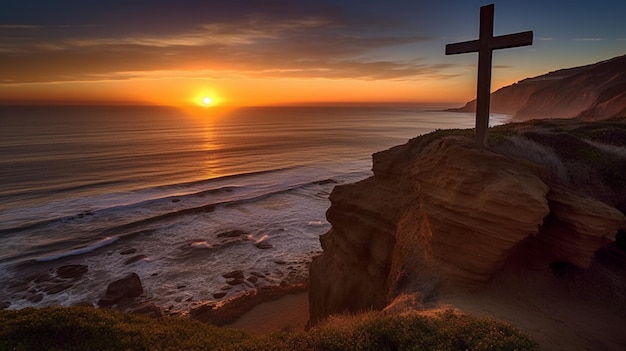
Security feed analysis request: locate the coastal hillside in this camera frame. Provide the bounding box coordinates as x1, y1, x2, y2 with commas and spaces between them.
309, 117, 626, 349
450, 54, 626, 120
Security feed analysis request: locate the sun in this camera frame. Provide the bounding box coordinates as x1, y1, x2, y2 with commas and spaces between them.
190, 90, 222, 107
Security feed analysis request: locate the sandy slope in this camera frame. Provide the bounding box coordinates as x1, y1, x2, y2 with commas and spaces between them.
225, 292, 309, 335
435, 266, 626, 351
226, 272, 625, 350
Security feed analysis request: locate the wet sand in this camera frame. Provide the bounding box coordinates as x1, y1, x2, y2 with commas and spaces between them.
225, 292, 309, 335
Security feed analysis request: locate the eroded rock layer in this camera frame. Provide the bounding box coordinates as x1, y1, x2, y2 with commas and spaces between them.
309, 121, 626, 325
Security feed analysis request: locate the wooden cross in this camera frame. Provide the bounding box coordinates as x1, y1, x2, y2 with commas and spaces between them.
446, 4, 533, 146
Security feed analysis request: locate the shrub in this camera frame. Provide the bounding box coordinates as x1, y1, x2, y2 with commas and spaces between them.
492, 135, 569, 182
228, 310, 538, 351
487, 120, 626, 209
0, 306, 249, 351
0, 307, 537, 351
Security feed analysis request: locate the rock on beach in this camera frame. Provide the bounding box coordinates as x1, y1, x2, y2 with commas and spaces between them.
98, 273, 144, 307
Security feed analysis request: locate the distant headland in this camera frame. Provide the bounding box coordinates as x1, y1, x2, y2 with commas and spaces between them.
448, 54, 626, 121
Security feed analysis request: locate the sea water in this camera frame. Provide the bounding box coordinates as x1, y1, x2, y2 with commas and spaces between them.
0, 105, 509, 313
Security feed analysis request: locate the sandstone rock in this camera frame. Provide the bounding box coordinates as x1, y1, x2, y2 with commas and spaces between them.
32, 271, 52, 283
309, 129, 626, 325
98, 273, 143, 306
310, 136, 551, 324
120, 248, 137, 255
535, 188, 626, 268
43, 283, 73, 294
255, 242, 273, 249
217, 230, 247, 238
313, 179, 337, 185
130, 303, 162, 318
222, 270, 244, 279
6, 281, 30, 294
409, 138, 551, 281
27, 293, 43, 303
124, 254, 147, 265
56, 265, 88, 279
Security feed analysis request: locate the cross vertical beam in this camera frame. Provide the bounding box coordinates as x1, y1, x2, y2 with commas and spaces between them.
476, 4, 494, 147
446, 4, 533, 146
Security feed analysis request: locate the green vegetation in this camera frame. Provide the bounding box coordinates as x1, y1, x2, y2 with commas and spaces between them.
233, 310, 537, 351
419, 128, 474, 144
0, 307, 537, 351
0, 306, 248, 351
488, 117, 626, 210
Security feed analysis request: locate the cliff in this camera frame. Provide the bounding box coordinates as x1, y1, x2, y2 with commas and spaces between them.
450, 54, 626, 120
309, 118, 626, 347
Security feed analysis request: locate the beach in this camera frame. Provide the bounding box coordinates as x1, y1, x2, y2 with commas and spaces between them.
226, 292, 310, 334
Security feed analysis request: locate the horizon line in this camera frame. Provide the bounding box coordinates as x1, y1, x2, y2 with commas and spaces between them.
0, 100, 464, 109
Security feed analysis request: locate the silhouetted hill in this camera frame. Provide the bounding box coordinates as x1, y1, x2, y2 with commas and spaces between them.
450, 54, 626, 120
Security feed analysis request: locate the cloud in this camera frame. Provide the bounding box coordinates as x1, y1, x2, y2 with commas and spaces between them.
572, 38, 604, 41
0, 24, 45, 29
0, 9, 440, 84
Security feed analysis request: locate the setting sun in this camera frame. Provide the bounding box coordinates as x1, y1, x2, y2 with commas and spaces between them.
186, 90, 222, 107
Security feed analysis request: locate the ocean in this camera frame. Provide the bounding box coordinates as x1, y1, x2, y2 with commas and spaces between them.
0, 105, 509, 314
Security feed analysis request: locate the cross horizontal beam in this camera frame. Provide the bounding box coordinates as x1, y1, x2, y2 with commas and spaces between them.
445, 31, 533, 55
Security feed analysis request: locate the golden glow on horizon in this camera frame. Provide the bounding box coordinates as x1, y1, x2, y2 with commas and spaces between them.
0, 73, 525, 107
187, 88, 225, 107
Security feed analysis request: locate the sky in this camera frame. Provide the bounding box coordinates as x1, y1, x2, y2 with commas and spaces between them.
1, 0, 625, 107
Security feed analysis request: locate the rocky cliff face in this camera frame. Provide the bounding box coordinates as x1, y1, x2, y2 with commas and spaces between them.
450, 54, 626, 121
309, 118, 626, 325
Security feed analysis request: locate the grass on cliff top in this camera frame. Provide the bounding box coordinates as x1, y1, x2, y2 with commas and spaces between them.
423, 118, 626, 208
0, 306, 537, 351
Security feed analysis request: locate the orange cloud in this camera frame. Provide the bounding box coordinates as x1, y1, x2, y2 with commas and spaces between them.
0, 1, 533, 106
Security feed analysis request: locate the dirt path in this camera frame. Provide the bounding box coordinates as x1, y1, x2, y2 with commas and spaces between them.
223, 269, 626, 350
437, 269, 626, 350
